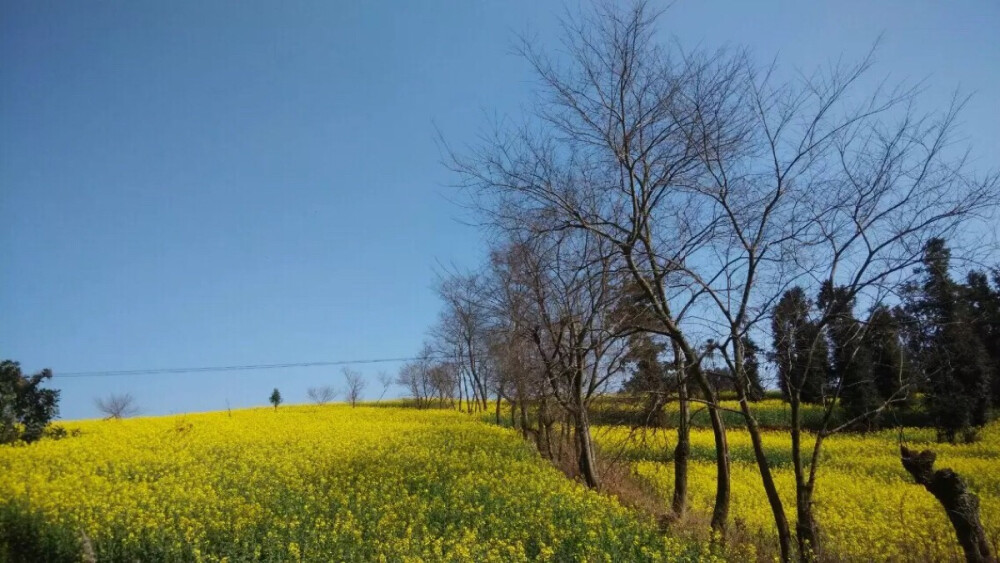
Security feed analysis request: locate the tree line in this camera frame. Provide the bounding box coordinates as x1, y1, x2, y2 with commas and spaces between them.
399, 3, 1000, 561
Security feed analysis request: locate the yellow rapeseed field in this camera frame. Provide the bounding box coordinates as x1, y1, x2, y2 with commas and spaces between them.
0, 405, 707, 562
593, 419, 1000, 562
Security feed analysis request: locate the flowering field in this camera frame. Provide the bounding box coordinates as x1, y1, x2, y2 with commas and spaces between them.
592, 421, 1000, 561
0, 405, 703, 562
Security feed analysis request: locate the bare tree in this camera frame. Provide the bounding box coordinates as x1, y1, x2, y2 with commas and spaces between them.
306, 385, 338, 405
496, 232, 630, 489
95, 393, 139, 420
433, 272, 494, 411
451, 1, 998, 558
398, 344, 435, 408
375, 370, 394, 403
342, 367, 366, 407
451, 1, 735, 532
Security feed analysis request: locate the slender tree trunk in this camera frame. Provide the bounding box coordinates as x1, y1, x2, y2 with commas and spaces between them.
519, 400, 530, 439
539, 399, 555, 460
574, 406, 600, 489
495, 388, 503, 425
672, 344, 690, 517
689, 363, 730, 532
731, 341, 793, 562
739, 397, 792, 562
790, 398, 820, 561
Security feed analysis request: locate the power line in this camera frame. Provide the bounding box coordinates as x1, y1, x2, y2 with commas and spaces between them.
54, 355, 444, 379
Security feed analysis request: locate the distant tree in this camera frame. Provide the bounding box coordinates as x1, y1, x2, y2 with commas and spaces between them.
269, 388, 282, 410
343, 368, 365, 407
817, 282, 879, 425
904, 239, 992, 442
306, 385, 337, 405
772, 288, 830, 404
0, 360, 60, 444
966, 269, 1000, 405
95, 393, 139, 420
398, 345, 435, 408
865, 306, 911, 403
742, 337, 766, 402
621, 331, 667, 395
375, 370, 393, 404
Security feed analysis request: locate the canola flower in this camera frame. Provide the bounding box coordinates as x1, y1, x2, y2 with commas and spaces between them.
593, 420, 1000, 562
0, 405, 708, 562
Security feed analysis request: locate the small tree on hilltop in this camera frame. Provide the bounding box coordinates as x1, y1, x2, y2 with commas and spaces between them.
95, 393, 139, 420
343, 368, 365, 407
307, 385, 337, 405
269, 388, 282, 410
0, 360, 60, 443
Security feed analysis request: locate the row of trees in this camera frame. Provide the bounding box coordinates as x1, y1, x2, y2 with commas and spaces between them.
768, 239, 1000, 441
403, 3, 999, 561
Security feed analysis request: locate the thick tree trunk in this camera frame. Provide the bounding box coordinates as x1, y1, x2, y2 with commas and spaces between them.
901, 446, 996, 563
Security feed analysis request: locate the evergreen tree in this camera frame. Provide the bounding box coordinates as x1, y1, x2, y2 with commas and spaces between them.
864, 306, 911, 403
818, 283, 879, 424
966, 269, 1000, 406
772, 287, 830, 404
905, 239, 992, 442
622, 331, 667, 394
269, 388, 283, 410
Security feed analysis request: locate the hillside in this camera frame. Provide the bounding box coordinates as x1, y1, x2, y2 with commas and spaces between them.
0, 405, 702, 562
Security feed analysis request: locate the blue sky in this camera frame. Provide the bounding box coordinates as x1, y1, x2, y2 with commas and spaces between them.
2, 1, 998, 420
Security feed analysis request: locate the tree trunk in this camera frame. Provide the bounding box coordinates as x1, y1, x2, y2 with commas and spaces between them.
690, 363, 730, 532
495, 390, 503, 425
739, 398, 793, 562
790, 398, 820, 561
575, 407, 600, 489
795, 484, 820, 562
519, 400, 529, 438
672, 349, 690, 517
901, 446, 996, 563
732, 338, 792, 562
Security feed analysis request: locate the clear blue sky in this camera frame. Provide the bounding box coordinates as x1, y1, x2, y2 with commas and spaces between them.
3, 1, 997, 420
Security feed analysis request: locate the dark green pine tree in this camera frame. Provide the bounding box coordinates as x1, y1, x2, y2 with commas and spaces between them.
966, 269, 1000, 406
864, 306, 911, 403
905, 239, 992, 442
817, 282, 879, 424
622, 331, 667, 395
772, 287, 830, 404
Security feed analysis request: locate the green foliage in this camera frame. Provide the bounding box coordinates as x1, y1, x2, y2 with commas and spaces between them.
865, 306, 911, 404
621, 332, 667, 395
904, 239, 993, 442
772, 288, 830, 404
269, 388, 282, 410
818, 282, 881, 426
966, 269, 1000, 406
0, 360, 59, 444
